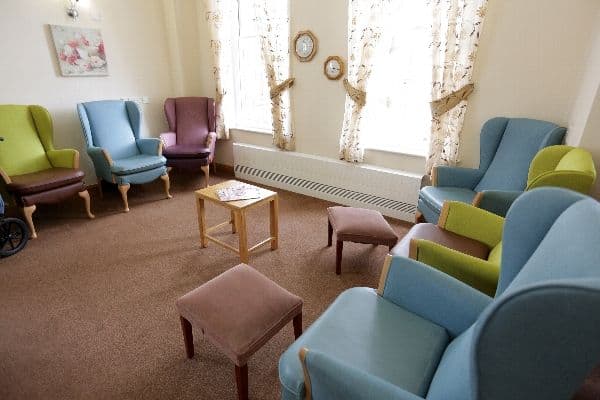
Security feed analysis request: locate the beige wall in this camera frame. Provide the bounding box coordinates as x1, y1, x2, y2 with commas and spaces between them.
2, 0, 598, 184
0, 0, 174, 181
567, 8, 600, 197
462, 0, 600, 168
174, 0, 600, 177
579, 87, 600, 197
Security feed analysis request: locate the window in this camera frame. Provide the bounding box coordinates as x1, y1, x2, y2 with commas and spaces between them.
361, 1, 432, 156
228, 1, 272, 133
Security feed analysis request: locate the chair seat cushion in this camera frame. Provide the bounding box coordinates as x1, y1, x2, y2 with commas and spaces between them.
279, 287, 449, 399
390, 223, 490, 260
163, 144, 210, 159
419, 186, 477, 214
176, 264, 303, 366
7, 168, 84, 195
110, 154, 166, 175
327, 206, 398, 245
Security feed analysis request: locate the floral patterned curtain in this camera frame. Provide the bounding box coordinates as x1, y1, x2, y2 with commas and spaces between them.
339, 0, 391, 162
254, 0, 295, 150
426, 0, 488, 173
203, 0, 236, 139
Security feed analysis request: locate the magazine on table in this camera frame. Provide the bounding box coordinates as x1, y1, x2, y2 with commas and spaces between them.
216, 183, 262, 202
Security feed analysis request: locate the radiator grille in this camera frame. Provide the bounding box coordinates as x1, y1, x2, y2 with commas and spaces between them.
235, 164, 417, 215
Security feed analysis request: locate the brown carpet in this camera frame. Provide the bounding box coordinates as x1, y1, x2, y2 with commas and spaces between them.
0, 171, 411, 399
1, 171, 598, 399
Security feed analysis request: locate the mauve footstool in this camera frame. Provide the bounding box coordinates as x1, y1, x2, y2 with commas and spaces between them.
327, 206, 398, 274
176, 264, 303, 400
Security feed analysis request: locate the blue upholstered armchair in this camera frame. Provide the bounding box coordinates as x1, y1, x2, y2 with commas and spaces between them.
417, 117, 565, 223
280, 188, 600, 400
77, 100, 171, 212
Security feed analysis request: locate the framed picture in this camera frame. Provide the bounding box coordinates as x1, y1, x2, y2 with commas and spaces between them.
49, 24, 108, 76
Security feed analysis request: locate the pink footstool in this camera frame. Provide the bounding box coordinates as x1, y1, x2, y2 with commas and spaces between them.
327, 206, 398, 274
176, 264, 303, 400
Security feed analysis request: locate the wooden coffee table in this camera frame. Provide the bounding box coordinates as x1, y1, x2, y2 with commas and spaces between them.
195, 180, 279, 263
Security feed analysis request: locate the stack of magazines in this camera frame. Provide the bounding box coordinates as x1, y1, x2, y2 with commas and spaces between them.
216, 183, 262, 202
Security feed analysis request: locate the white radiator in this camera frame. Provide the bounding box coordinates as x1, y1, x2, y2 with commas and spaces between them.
233, 143, 421, 222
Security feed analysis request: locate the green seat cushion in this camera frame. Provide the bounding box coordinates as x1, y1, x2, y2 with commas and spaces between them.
279, 288, 449, 399
0, 105, 52, 176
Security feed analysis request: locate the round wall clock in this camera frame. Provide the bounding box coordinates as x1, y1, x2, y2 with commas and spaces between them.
324, 56, 345, 80
293, 30, 317, 62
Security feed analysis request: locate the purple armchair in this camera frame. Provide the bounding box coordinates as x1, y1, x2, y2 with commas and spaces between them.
160, 97, 217, 187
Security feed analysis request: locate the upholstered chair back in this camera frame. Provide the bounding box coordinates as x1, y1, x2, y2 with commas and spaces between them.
78, 100, 141, 160
474, 118, 566, 192
0, 105, 53, 176
526, 145, 597, 194
164, 97, 216, 146
427, 188, 600, 400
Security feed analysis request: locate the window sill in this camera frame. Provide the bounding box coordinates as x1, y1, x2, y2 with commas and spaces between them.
230, 126, 272, 135
365, 146, 427, 159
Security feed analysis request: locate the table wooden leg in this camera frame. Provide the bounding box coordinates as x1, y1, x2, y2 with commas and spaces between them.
235, 364, 249, 400
196, 197, 207, 248
231, 210, 237, 234
270, 196, 279, 250
236, 211, 249, 263
293, 313, 302, 339
180, 316, 194, 359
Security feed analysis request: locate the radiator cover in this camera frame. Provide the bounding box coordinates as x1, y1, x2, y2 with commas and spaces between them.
233, 143, 420, 222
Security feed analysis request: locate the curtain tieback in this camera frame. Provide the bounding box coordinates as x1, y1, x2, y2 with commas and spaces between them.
215, 90, 226, 104
270, 78, 295, 99
430, 83, 475, 117
343, 79, 366, 107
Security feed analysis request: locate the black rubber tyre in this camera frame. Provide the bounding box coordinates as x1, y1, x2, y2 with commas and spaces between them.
0, 217, 29, 257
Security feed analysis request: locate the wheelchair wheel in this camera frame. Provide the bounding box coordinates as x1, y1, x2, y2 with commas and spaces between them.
0, 217, 29, 257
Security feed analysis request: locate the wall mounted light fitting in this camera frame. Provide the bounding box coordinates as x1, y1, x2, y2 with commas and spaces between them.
67, 0, 80, 20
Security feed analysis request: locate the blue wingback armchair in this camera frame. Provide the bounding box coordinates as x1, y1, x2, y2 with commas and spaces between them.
77, 100, 171, 212
417, 117, 565, 223
279, 188, 600, 400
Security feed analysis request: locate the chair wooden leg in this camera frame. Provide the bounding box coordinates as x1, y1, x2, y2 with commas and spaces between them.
327, 219, 333, 247
21, 205, 37, 239
201, 164, 210, 188
293, 313, 302, 339
336, 240, 343, 275
179, 316, 194, 359
160, 174, 172, 199
78, 190, 95, 219
235, 364, 249, 400
96, 177, 103, 199
118, 184, 130, 212
415, 210, 425, 223
212, 162, 217, 174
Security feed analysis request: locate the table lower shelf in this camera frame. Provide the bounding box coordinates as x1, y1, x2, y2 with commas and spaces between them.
203, 219, 277, 261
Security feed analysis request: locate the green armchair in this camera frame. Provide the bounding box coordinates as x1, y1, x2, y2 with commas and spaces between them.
391, 201, 504, 296
0, 105, 94, 238
474, 145, 597, 216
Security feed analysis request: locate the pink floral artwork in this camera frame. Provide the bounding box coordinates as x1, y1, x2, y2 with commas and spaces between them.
49, 25, 108, 76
